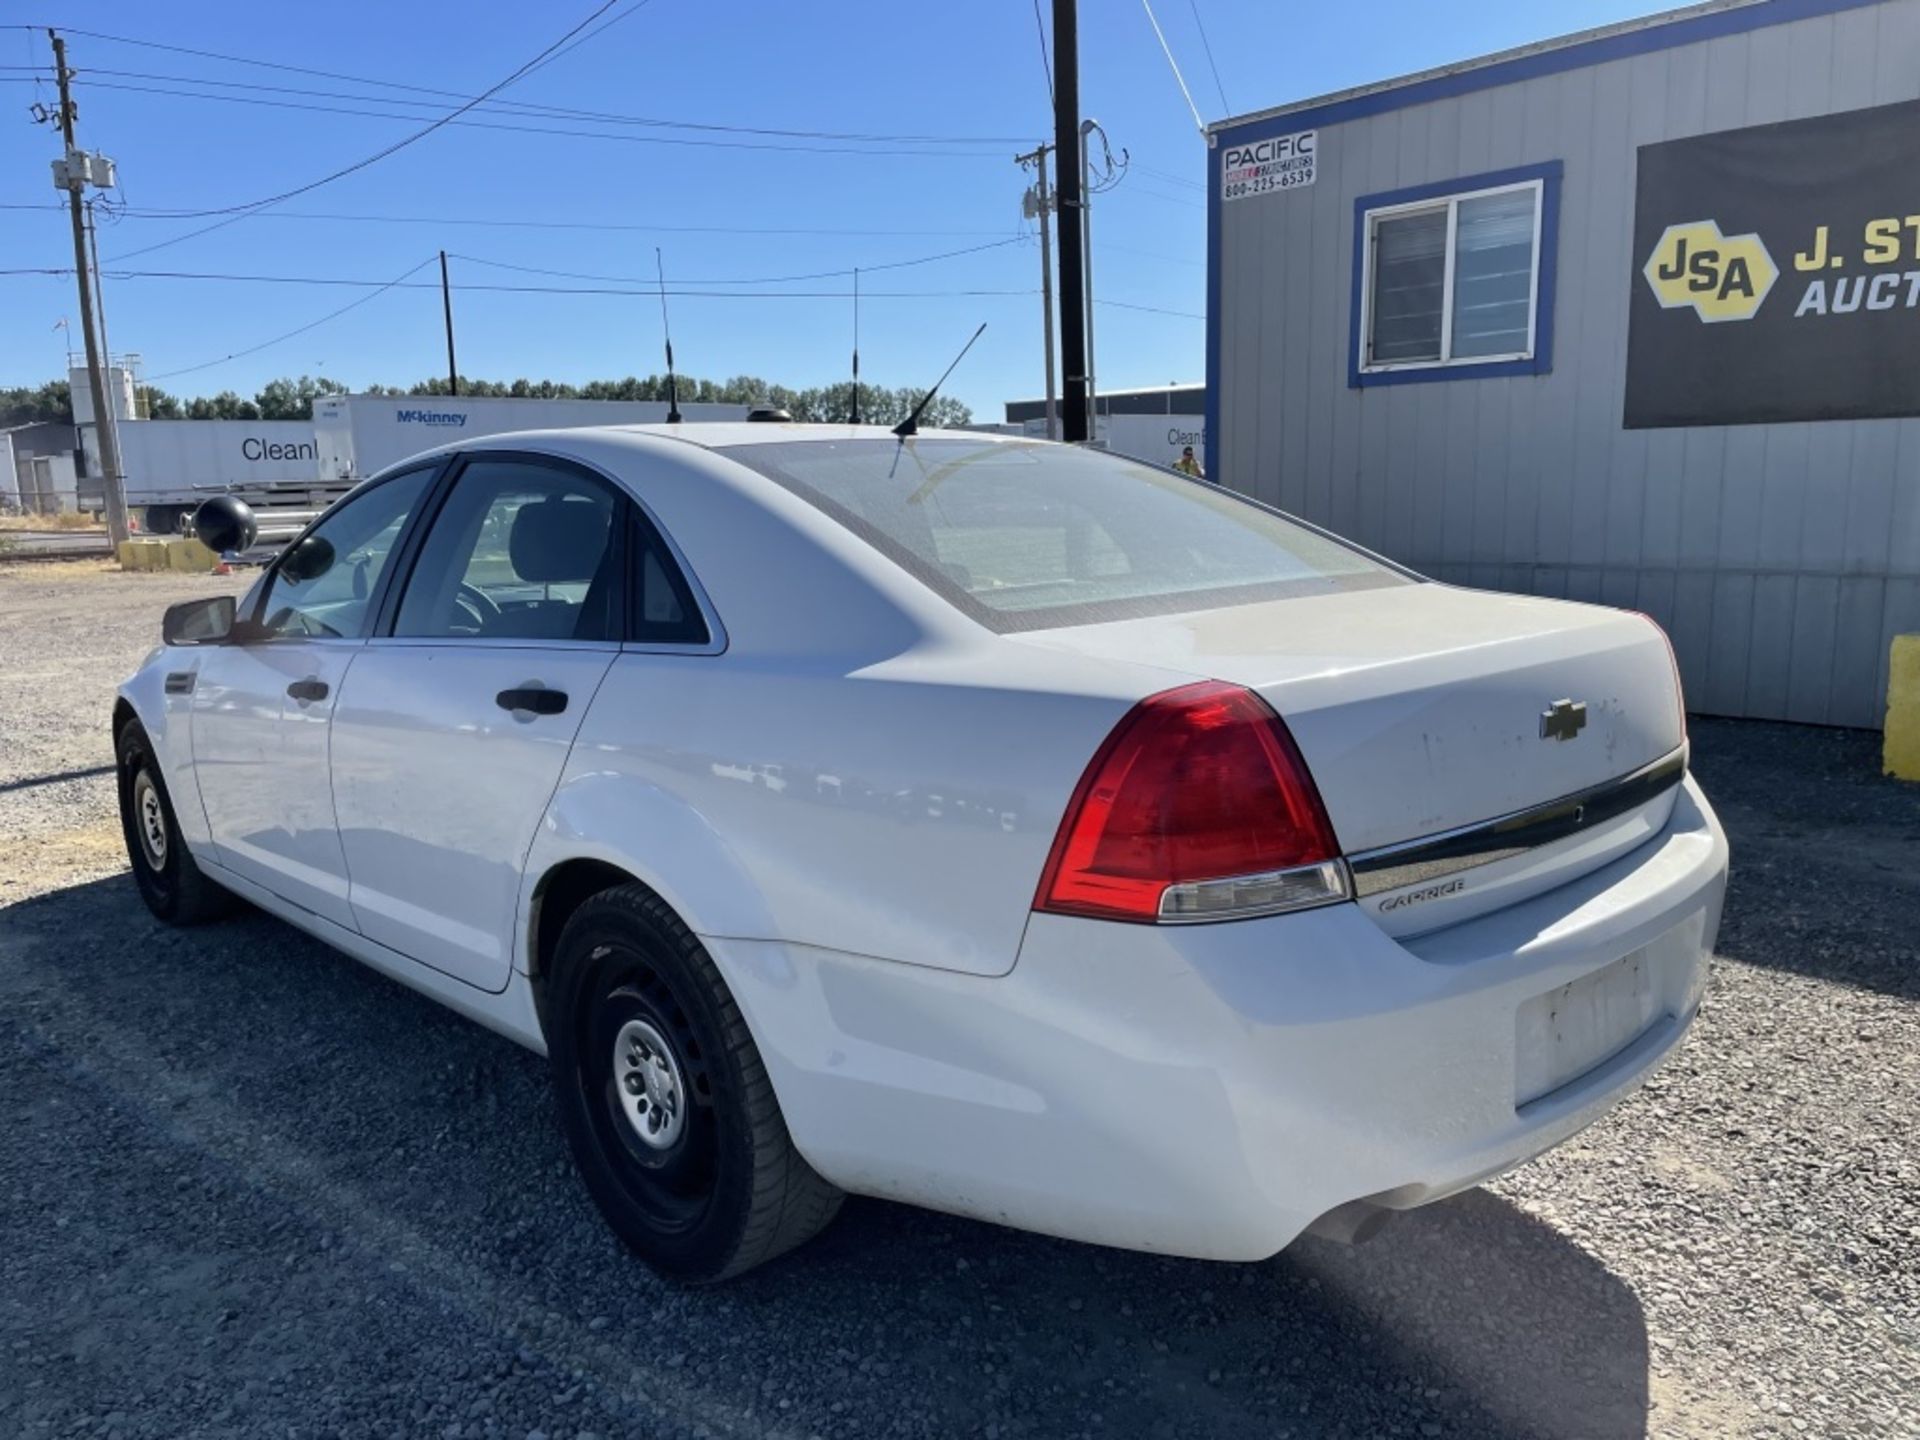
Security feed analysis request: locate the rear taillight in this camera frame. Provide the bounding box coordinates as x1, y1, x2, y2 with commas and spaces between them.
1629, 610, 1688, 740
1033, 681, 1349, 924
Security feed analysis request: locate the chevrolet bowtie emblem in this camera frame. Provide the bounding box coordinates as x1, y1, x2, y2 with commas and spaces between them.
1540, 699, 1588, 742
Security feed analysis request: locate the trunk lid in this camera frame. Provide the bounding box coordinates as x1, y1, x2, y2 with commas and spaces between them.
1015, 584, 1684, 919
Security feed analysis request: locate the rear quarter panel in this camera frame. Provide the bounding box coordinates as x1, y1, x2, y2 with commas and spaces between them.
527, 642, 1182, 978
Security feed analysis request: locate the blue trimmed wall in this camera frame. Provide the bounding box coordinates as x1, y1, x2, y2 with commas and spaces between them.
1203, 0, 1920, 727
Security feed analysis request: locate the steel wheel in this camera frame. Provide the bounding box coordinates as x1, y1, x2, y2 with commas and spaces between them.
115, 718, 234, 926
547, 882, 843, 1282
132, 769, 168, 870
578, 954, 718, 1236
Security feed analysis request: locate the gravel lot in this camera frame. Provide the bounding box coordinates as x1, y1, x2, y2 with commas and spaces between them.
1, 560, 1914, 1440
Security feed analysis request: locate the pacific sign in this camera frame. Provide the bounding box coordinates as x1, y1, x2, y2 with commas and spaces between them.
1220, 129, 1315, 203
1625, 99, 1920, 428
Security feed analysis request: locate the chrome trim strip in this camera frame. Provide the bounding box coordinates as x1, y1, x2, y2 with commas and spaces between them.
1156, 859, 1353, 924
1346, 746, 1687, 898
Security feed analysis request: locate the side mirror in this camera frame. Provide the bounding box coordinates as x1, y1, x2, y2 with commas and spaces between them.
162, 595, 236, 646
279, 534, 336, 584
192, 495, 258, 555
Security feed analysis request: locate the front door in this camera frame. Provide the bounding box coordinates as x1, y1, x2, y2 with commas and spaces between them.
329, 456, 627, 991
190, 466, 436, 929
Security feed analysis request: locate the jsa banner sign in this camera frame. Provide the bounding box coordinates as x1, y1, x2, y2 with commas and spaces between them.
1624, 100, 1920, 428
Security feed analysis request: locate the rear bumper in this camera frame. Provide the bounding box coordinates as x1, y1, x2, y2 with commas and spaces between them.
708, 775, 1727, 1261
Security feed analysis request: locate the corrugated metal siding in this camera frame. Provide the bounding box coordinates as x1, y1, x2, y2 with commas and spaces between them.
1215, 0, 1920, 728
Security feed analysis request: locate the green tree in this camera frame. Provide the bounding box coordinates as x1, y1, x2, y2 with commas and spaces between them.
0, 372, 972, 428
184, 390, 261, 420
255, 374, 348, 420
0, 380, 73, 426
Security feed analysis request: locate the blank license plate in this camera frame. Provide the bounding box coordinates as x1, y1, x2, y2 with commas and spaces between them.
1514, 947, 1659, 1107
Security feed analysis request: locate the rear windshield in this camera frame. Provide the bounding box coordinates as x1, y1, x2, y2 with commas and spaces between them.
720, 438, 1411, 632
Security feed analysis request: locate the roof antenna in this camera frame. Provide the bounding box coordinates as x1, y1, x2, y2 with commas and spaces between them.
655, 246, 682, 423
893, 322, 985, 439
848, 267, 861, 426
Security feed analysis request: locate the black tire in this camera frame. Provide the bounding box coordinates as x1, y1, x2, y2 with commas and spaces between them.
547, 883, 842, 1283
115, 719, 234, 925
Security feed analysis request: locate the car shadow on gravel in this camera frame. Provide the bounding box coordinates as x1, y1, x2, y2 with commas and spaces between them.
3, 877, 1652, 1440
1687, 717, 1920, 1002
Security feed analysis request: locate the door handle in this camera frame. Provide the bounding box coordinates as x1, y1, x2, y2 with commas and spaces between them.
287, 678, 329, 704
496, 686, 568, 716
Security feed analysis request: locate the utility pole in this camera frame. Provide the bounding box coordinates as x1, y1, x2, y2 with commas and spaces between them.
439, 250, 459, 396
84, 199, 114, 403
1016, 144, 1059, 441
1079, 119, 1100, 443
1051, 0, 1090, 443
48, 32, 129, 545
849, 266, 861, 425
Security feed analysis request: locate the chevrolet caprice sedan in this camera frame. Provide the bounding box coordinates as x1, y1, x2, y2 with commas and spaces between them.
115, 426, 1727, 1281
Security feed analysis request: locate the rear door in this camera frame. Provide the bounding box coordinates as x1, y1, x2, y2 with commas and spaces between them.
327, 454, 628, 992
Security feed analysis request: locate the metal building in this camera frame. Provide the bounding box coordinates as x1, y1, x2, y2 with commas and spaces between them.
1207, 0, 1920, 728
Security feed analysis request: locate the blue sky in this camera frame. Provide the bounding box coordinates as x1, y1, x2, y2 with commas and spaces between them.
3, 0, 1669, 418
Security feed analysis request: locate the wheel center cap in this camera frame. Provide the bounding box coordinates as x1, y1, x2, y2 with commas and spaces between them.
612, 1016, 686, 1151
135, 777, 166, 866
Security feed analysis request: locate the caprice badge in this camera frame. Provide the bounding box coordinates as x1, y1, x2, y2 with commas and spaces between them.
1540, 698, 1589, 742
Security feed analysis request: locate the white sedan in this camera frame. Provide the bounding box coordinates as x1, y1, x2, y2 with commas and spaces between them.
115, 425, 1727, 1282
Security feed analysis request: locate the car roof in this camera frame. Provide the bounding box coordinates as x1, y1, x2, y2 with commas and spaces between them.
565, 422, 1033, 451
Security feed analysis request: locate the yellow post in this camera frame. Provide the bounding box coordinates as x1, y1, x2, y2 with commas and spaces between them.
1886, 635, 1920, 781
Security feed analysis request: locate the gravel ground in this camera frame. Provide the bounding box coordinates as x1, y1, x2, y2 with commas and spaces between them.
0, 560, 1914, 1440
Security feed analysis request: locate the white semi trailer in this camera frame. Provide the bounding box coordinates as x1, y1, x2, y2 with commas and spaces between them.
312, 394, 751, 486
114, 396, 753, 537
115, 420, 327, 534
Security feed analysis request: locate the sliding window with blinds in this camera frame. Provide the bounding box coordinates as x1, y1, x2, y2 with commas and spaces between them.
1361, 179, 1542, 373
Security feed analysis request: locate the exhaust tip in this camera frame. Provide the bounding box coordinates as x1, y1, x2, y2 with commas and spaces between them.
1304, 1199, 1394, 1246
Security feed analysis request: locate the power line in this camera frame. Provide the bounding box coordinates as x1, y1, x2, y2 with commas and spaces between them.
1139, 0, 1205, 134
448, 236, 1027, 287
1094, 297, 1202, 320
513, 0, 652, 85
1130, 162, 1204, 192
1, 265, 1039, 301
68, 79, 1016, 158
1030, 0, 1054, 108
90, 0, 643, 267
1187, 0, 1230, 116
142, 255, 439, 381
65, 65, 1032, 147
67, 72, 1021, 156
127, 1, 636, 221
1108, 178, 1205, 210
2, 199, 1015, 238
46, 25, 1034, 144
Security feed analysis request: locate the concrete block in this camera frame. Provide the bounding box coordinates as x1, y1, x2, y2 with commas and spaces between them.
166, 537, 217, 572
1885, 635, 1920, 781
123, 538, 168, 572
